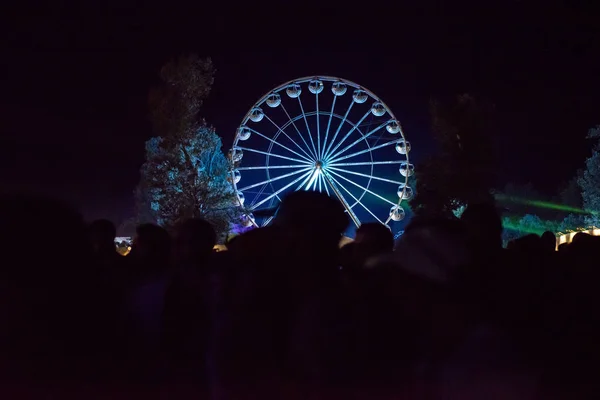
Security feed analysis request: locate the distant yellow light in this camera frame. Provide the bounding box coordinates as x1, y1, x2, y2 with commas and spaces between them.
556, 226, 600, 249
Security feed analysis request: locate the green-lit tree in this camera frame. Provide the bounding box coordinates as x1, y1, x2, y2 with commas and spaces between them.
412, 94, 496, 217
578, 125, 600, 227
501, 214, 560, 247
136, 55, 238, 240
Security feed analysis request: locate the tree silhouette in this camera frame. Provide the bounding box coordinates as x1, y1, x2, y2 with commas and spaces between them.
136, 55, 237, 240
412, 94, 496, 217
560, 174, 583, 210
148, 54, 215, 140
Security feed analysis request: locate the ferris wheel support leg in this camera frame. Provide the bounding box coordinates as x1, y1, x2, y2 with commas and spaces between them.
322, 170, 361, 228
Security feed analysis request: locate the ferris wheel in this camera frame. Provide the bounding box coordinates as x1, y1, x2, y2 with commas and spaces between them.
228, 76, 414, 229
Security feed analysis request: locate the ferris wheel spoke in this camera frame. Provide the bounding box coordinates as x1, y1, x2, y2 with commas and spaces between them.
328, 137, 400, 164
303, 169, 321, 191
262, 216, 274, 227
327, 166, 404, 185
237, 146, 312, 165
238, 164, 309, 171
245, 180, 269, 208
250, 169, 314, 210
296, 168, 316, 191
280, 103, 318, 160
234, 76, 412, 227
320, 173, 331, 196
249, 185, 268, 207
326, 172, 385, 225
320, 95, 336, 160
323, 109, 371, 161
297, 96, 319, 159
327, 168, 398, 207
321, 170, 361, 227
322, 101, 354, 161
263, 115, 315, 161
247, 127, 314, 164
312, 172, 319, 191
327, 121, 389, 163
328, 160, 405, 167
237, 166, 313, 192
316, 93, 321, 159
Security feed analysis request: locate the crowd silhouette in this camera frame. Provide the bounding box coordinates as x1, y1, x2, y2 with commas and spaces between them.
1, 190, 599, 399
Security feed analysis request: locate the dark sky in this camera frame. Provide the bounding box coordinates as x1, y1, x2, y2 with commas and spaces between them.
2, 3, 599, 224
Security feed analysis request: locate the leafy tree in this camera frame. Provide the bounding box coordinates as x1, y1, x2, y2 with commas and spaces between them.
135, 185, 155, 225
501, 214, 560, 247
412, 157, 458, 218
496, 181, 583, 244
136, 55, 238, 240
412, 94, 496, 217
452, 204, 466, 218
559, 213, 586, 232
578, 125, 600, 227
148, 54, 215, 140
518, 214, 559, 235
502, 217, 524, 246
138, 126, 236, 239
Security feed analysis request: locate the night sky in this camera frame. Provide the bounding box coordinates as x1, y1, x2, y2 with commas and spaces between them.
3, 3, 599, 225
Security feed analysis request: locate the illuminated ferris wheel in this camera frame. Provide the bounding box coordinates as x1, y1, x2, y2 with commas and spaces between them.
228, 76, 414, 229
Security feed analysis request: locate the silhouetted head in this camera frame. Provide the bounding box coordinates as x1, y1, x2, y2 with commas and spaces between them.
339, 242, 358, 270
0, 193, 90, 282
461, 202, 503, 252
274, 191, 349, 252
173, 218, 216, 264
541, 231, 557, 252
227, 225, 282, 263
393, 217, 471, 284
374, 217, 473, 336
558, 242, 569, 252
355, 222, 394, 255
510, 234, 544, 254
570, 232, 600, 257
0, 193, 94, 369
88, 219, 117, 253
571, 231, 590, 245
131, 223, 171, 267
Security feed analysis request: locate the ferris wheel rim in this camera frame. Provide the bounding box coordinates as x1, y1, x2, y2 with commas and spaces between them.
234, 75, 401, 144
229, 75, 412, 228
